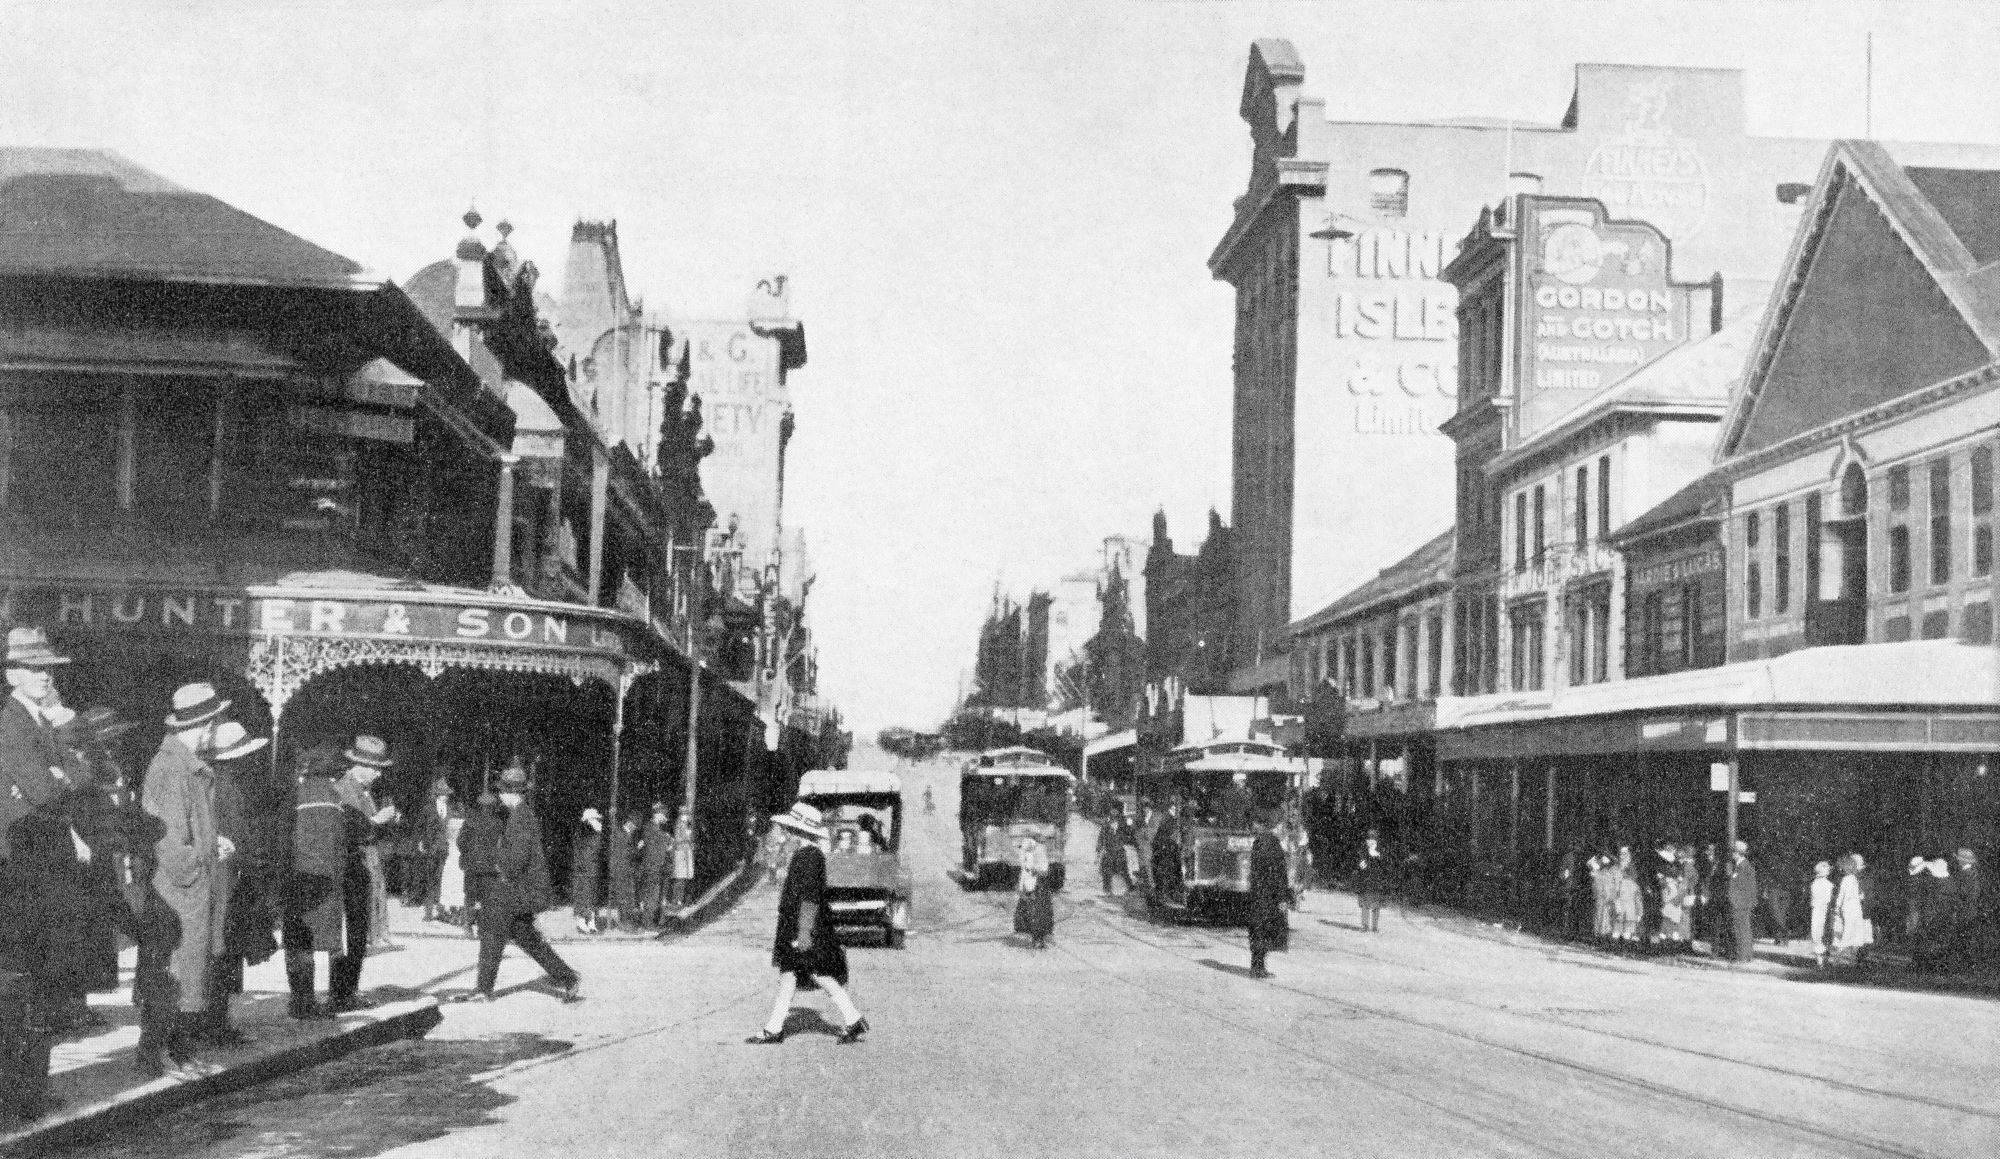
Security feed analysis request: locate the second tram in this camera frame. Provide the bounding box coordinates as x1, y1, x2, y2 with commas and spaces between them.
958, 746, 1073, 890
1138, 737, 1304, 917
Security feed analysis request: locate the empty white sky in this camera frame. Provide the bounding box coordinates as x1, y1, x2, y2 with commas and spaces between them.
6, 1, 2000, 730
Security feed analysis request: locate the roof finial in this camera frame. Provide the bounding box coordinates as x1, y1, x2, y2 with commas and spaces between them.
463, 206, 483, 231
496, 219, 514, 240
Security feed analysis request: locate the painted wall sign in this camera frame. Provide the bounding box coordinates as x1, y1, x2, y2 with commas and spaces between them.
1632, 548, 1724, 590
1515, 198, 1694, 440
1582, 79, 1715, 241
688, 319, 790, 577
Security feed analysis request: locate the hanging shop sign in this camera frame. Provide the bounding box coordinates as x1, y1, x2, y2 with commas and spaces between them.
0, 582, 645, 659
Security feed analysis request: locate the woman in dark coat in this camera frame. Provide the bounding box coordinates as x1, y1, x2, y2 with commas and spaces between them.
570, 809, 604, 934
1248, 812, 1291, 978
606, 812, 641, 929
747, 803, 868, 1045
1355, 826, 1390, 933
282, 744, 349, 1021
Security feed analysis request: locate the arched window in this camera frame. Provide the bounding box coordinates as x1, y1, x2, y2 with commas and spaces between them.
1840, 462, 1868, 519
1368, 169, 1410, 218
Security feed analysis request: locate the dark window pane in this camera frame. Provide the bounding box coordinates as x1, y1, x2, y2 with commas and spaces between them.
134, 380, 219, 523
7, 387, 118, 525
1921, 610, 1951, 640
1975, 447, 1994, 516
1976, 525, 1993, 578
1885, 615, 1912, 642
1965, 601, 1994, 644
1889, 465, 1910, 511
1889, 527, 1911, 593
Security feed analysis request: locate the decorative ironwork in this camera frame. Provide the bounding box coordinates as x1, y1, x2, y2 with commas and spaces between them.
248, 634, 626, 718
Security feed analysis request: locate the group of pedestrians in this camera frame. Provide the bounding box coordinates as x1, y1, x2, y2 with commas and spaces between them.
568, 802, 694, 933
1575, 840, 1762, 961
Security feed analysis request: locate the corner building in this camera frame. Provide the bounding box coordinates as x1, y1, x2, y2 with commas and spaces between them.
1214, 38, 2000, 685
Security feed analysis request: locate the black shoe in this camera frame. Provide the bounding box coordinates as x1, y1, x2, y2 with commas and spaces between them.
744, 1028, 785, 1044
556, 978, 583, 1004
836, 1018, 870, 1044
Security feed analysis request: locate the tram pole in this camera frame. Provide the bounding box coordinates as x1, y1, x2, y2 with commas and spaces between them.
608, 669, 627, 838
680, 660, 703, 888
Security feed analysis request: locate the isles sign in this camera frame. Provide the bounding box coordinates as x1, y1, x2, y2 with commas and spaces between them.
1516, 198, 1696, 439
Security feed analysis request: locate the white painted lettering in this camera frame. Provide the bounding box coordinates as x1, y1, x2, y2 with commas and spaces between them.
213, 599, 243, 629
309, 601, 346, 634
111, 595, 145, 624
162, 597, 195, 627
58, 593, 92, 624
456, 608, 490, 637
503, 611, 534, 640
542, 617, 568, 645
261, 600, 294, 633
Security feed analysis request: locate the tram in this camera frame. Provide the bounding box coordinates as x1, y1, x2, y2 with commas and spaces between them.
1138, 737, 1304, 917
958, 746, 1073, 890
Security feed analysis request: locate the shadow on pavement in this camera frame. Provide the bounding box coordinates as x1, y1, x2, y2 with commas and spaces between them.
1197, 958, 1261, 979
34, 1033, 573, 1159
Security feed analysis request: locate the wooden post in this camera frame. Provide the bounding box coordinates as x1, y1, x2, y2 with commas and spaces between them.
608, 670, 628, 834
1544, 765, 1556, 852
680, 662, 703, 867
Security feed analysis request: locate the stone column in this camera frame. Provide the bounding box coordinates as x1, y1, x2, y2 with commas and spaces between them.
490, 453, 520, 589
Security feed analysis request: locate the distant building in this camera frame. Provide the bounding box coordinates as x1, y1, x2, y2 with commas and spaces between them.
1212, 38, 2000, 688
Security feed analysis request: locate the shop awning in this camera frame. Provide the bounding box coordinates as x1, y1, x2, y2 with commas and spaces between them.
1083, 729, 1136, 759
0, 321, 302, 376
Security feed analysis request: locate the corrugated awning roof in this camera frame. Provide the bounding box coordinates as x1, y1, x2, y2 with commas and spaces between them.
1290, 529, 1455, 636
0, 148, 374, 289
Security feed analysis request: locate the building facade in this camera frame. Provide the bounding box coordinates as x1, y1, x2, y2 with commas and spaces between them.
1211, 37, 2000, 688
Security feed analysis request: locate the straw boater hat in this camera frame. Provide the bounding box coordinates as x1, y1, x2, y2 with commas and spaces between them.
5, 626, 70, 669
771, 801, 827, 842
209, 721, 269, 762
344, 735, 395, 769
165, 682, 230, 730
580, 806, 603, 825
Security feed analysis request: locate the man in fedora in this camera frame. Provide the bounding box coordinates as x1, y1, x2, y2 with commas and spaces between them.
457, 760, 580, 1003
198, 722, 274, 1049
1, 626, 88, 1114
141, 681, 235, 1074
328, 736, 400, 1012
745, 802, 869, 1045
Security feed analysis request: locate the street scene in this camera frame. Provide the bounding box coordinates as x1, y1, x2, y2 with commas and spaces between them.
5, 1, 2000, 1156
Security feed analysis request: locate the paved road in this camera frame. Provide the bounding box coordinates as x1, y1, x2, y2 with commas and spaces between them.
54, 754, 2000, 1159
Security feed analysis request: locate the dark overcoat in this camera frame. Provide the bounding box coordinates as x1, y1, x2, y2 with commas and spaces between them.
284, 776, 349, 951
458, 802, 503, 910
772, 843, 848, 984
489, 802, 553, 919
606, 825, 639, 912
569, 827, 602, 910
1355, 841, 1391, 905
1013, 875, 1055, 938
1247, 831, 1291, 953
409, 799, 452, 906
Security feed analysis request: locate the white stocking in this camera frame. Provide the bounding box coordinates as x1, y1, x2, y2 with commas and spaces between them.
762, 972, 798, 1035
816, 977, 862, 1027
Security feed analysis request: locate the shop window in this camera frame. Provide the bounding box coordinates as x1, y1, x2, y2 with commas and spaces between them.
1965, 601, 1995, 644
1889, 526, 1911, 593
1889, 464, 1910, 511
1930, 459, 1952, 586
1368, 169, 1410, 218
1509, 603, 1545, 692
1773, 503, 1791, 615
1600, 455, 1616, 539
1640, 590, 1665, 674
1805, 491, 1823, 599
1678, 581, 1701, 667
3, 384, 119, 526
1885, 614, 1911, 642
1745, 512, 1762, 619
1514, 492, 1528, 572
1532, 485, 1546, 561
1575, 464, 1589, 545
1591, 588, 1611, 683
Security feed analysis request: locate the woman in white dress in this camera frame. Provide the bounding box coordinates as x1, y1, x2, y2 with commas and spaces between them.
439, 811, 467, 930
1831, 853, 1873, 964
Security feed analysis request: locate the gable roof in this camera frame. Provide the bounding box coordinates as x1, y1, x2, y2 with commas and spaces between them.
1609, 470, 1728, 546
1717, 141, 2000, 460
0, 148, 372, 289
1290, 529, 1455, 637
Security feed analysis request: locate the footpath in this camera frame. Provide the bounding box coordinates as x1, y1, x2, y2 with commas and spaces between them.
0, 865, 754, 1154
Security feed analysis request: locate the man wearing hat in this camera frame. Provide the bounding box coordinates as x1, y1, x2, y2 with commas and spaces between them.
458, 761, 580, 1003
411, 777, 457, 923
1725, 839, 1760, 964
328, 736, 401, 1012
199, 722, 275, 1049
745, 802, 869, 1045
141, 681, 235, 1072
283, 744, 353, 1022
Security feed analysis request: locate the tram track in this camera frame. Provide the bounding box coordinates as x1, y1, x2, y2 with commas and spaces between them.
972, 883, 1987, 1159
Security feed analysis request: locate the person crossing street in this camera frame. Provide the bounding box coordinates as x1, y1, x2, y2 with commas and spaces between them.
746, 802, 868, 1045
457, 761, 580, 1004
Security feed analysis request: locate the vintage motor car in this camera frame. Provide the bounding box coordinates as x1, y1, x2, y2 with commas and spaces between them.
797, 767, 914, 948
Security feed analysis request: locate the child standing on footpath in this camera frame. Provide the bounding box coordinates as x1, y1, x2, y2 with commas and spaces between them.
1808, 860, 1835, 966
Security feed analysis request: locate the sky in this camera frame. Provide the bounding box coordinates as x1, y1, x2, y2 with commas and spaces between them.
7, 0, 2000, 732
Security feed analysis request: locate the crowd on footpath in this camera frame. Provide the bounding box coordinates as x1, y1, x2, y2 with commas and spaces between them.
1304, 794, 1992, 971
0, 625, 585, 1125
566, 802, 699, 935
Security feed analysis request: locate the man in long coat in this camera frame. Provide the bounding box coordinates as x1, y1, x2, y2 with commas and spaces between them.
143, 682, 234, 1068
1726, 840, 1760, 963
459, 762, 580, 1003
329, 736, 399, 1011
1247, 811, 1291, 978
636, 802, 674, 926
746, 802, 868, 1045
410, 778, 454, 922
